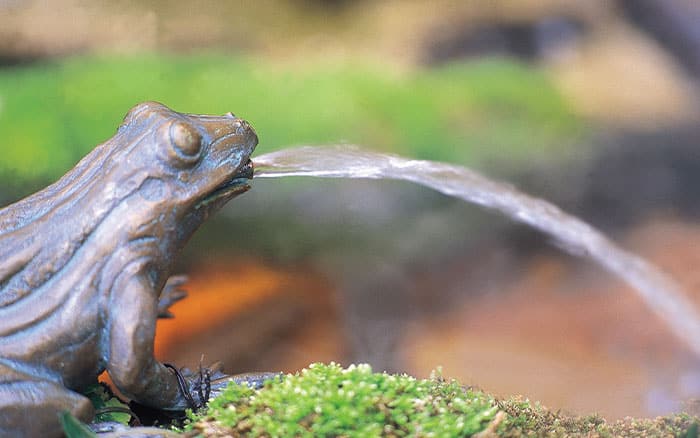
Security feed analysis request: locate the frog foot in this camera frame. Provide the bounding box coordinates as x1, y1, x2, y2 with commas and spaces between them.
157, 275, 188, 319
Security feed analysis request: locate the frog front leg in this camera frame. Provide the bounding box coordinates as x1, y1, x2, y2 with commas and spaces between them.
157, 275, 188, 319
106, 268, 191, 410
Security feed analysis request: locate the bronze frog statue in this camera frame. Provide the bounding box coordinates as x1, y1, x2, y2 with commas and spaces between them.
0, 102, 268, 436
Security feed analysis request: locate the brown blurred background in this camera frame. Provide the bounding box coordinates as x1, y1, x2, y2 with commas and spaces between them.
3, 0, 700, 420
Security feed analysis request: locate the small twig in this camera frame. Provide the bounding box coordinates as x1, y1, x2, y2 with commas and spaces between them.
94, 406, 142, 426
475, 411, 506, 438
164, 363, 197, 410
196, 356, 212, 408
199, 367, 212, 407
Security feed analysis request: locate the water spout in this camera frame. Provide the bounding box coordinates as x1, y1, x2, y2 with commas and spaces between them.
253, 145, 700, 359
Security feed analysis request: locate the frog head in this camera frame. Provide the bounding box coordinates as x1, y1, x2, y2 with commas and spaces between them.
112, 101, 258, 246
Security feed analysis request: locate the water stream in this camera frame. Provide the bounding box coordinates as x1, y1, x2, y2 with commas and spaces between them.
253, 145, 700, 359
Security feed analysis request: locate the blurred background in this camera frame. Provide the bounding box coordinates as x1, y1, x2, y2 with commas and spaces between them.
2, 0, 700, 420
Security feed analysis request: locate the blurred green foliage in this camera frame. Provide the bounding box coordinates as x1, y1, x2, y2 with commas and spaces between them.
0, 53, 579, 189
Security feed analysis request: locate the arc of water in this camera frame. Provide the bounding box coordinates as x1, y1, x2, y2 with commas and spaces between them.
253, 145, 700, 359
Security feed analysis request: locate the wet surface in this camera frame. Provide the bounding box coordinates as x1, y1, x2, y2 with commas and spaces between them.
402, 217, 700, 419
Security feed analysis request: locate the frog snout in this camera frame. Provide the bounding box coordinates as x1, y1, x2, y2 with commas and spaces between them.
185, 112, 257, 147
233, 119, 250, 134
233, 119, 257, 142
233, 119, 258, 157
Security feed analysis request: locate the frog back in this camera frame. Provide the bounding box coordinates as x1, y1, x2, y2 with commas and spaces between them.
0, 127, 148, 307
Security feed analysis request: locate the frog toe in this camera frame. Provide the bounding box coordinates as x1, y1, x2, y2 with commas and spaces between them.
157, 275, 189, 319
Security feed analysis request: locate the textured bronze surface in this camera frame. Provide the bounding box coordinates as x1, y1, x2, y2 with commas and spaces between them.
0, 102, 258, 436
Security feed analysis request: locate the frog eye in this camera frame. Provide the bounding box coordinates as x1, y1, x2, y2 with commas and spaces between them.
168, 121, 202, 165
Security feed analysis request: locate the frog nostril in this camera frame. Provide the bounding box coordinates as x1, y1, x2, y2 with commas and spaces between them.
234, 120, 251, 135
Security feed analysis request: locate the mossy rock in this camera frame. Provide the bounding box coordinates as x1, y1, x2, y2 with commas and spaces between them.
186, 363, 699, 437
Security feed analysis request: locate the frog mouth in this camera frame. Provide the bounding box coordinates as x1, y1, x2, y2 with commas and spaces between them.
200, 159, 254, 206
229, 159, 254, 184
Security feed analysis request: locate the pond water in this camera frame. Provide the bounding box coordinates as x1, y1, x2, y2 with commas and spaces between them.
253, 145, 700, 358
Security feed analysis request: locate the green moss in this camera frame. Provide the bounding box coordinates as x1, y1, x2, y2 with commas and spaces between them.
495, 396, 698, 437
188, 363, 497, 437
188, 363, 700, 437
0, 54, 580, 189
82, 383, 131, 425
